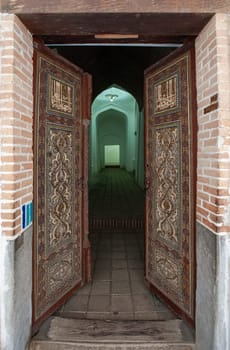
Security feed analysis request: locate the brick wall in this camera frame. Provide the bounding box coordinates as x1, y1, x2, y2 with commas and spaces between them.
195, 14, 230, 234
0, 13, 229, 237
0, 14, 33, 237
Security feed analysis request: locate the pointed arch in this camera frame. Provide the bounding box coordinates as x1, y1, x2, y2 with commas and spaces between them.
90, 84, 144, 189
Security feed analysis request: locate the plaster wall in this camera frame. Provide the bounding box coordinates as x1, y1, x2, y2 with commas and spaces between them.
196, 223, 230, 350
0, 227, 32, 350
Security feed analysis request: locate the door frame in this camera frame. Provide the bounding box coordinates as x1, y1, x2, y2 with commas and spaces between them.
32, 38, 197, 331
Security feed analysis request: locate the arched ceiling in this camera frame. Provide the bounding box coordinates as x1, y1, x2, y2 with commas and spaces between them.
92, 86, 136, 111
97, 109, 127, 129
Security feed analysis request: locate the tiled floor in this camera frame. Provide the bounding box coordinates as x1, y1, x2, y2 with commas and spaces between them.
57, 168, 176, 321
57, 229, 176, 321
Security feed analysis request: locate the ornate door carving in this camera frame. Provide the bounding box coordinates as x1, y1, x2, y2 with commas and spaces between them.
33, 42, 91, 330
144, 47, 196, 325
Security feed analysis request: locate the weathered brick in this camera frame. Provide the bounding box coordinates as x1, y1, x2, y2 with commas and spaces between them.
195, 14, 230, 234
203, 201, 224, 215
202, 218, 218, 233
209, 213, 224, 224
210, 196, 227, 206
0, 14, 33, 237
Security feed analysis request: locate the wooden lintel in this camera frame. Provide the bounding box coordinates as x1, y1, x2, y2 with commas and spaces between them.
1, 0, 230, 14
15, 13, 213, 37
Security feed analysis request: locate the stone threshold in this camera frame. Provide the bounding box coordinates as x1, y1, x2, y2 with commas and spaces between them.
30, 317, 195, 349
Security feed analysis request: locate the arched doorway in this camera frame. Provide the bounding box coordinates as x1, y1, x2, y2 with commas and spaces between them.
90, 86, 142, 177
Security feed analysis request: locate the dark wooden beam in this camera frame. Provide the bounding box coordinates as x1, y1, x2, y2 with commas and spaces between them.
1, 0, 230, 13
16, 13, 212, 37
40, 35, 187, 45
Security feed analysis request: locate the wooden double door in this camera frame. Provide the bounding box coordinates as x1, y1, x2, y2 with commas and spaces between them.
33, 42, 196, 331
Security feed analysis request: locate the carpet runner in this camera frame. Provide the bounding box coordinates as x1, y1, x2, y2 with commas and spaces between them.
89, 168, 144, 230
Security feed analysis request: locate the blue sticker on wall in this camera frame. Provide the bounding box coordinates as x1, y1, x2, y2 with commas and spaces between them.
22, 205, 26, 229
21, 201, 33, 231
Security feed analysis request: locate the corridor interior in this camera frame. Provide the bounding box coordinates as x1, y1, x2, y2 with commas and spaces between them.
56, 167, 176, 321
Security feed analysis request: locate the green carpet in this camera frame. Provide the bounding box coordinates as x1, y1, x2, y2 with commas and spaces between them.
89, 168, 144, 230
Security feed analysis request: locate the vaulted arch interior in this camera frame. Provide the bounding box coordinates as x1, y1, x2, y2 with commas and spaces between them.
90, 85, 144, 188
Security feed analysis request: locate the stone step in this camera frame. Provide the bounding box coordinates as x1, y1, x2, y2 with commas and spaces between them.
30, 342, 195, 350
30, 317, 195, 350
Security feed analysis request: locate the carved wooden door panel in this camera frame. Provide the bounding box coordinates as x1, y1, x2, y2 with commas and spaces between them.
144, 47, 196, 325
33, 42, 92, 330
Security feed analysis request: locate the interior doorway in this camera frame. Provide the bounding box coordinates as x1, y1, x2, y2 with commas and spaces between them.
104, 145, 120, 167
